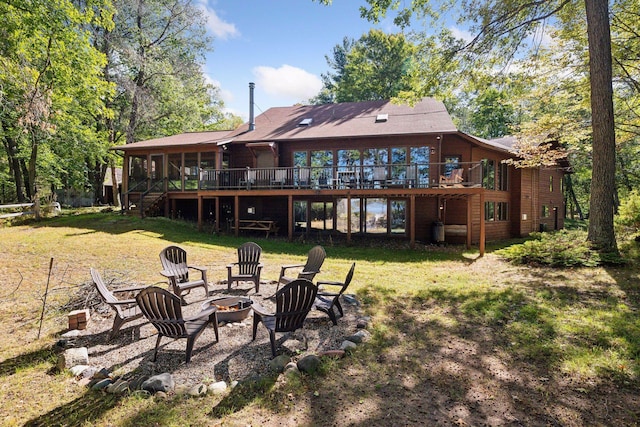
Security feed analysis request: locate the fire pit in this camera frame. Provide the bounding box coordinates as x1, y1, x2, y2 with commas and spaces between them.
202, 296, 253, 323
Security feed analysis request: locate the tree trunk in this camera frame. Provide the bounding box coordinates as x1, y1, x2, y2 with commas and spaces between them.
2, 134, 26, 203
585, 0, 618, 254
565, 174, 583, 220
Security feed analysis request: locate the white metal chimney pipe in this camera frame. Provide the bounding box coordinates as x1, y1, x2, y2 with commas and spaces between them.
249, 82, 255, 131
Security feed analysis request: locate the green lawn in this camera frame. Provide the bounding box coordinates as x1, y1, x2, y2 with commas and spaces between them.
0, 209, 638, 426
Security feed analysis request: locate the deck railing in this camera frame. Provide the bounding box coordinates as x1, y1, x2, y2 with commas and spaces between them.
128, 162, 484, 192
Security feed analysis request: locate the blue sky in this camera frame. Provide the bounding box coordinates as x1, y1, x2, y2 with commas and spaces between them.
196, 0, 401, 120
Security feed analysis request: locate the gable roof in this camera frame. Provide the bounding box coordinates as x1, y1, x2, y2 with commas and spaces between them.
227, 98, 457, 142
113, 130, 233, 151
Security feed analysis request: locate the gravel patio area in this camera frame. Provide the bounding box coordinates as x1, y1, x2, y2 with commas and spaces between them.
69, 278, 363, 387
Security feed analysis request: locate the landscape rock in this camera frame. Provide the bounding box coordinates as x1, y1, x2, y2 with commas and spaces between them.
356, 316, 371, 329
269, 355, 290, 373
78, 366, 100, 379
142, 373, 175, 393
283, 362, 300, 377
343, 294, 359, 306
60, 330, 82, 338
91, 378, 113, 391
106, 378, 130, 395
129, 376, 149, 391
174, 384, 190, 395
340, 340, 357, 351
92, 367, 111, 380
188, 383, 208, 397
57, 347, 89, 371
297, 355, 321, 374
69, 365, 91, 377
282, 338, 306, 353
208, 381, 227, 394
346, 330, 370, 344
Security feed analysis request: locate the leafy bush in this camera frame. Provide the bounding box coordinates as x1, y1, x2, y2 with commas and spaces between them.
616, 190, 640, 233
496, 230, 602, 267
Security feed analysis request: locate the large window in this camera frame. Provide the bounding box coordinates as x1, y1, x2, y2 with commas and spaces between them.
497, 202, 508, 221
293, 151, 307, 167
443, 156, 461, 177
200, 152, 216, 189
129, 155, 147, 189
168, 153, 182, 191
364, 198, 387, 234
390, 200, 406, 234
311, 202, 334, 231
498, 163, 508, 191
184, 153, 198, 190
294, 201, 308, 232
336, 198, 360, 233
485, 201, 495, 221
482, 159, 495, 190
410, 146, 431, 187
311, 150, 333, 185
390, 147, 407, 183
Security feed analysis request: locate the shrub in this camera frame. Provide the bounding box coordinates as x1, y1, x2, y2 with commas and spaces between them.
616, 190, 640, 233
496, 230, 601, 267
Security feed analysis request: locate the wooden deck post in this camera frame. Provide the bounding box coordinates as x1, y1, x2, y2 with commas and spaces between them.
479, 192, 486, 256
410, 195, 416, 249
197, 196, 203, 231
466, 195, 472, 249
347, 194, 351, 244
215, 197, 220, 234
288, 195, 293, 242
234, 195, 239, 237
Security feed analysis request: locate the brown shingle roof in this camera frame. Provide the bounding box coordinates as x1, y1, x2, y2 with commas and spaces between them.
112, 130, 233, 151
228, 98, 456, 142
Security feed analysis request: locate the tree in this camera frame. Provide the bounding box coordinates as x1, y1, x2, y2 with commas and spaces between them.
91, 0, 235, 204
312, 29, 418, 103
0, 0, 115, 204
317, 0, 619, 254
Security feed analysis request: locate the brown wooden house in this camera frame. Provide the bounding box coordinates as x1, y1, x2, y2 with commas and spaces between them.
114, 95, 567, 254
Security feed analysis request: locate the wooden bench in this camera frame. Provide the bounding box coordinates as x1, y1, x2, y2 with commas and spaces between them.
444, 224, 467, 236
237, 220, 279, 238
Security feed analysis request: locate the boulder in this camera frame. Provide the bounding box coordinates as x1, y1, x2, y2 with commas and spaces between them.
208, 381, 227, 395
142, 373, 175, 393
57, 347, 89, 371
297, 355, 321, 374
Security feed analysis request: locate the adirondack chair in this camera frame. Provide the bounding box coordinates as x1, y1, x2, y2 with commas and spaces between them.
270, 168, 287, 188
314, 262, 356, 325
439, 168, 464, 187
90, 268, 146, 341
277, 245, 326, 291
135, 286, 218, 363
159, 245, 209, 301
226, 241, 263, 293
297, 167, 311, 188
241, 168, 257, 189
251, 279, 318, 356
372, 165, 387, 188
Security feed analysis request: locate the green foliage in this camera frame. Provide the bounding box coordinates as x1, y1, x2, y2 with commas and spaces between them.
496, 230, 603, 267
314, 29, 418, 103
616, 190, 640, 233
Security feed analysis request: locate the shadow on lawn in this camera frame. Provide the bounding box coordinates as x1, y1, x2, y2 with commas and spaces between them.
299, 281, 639, 426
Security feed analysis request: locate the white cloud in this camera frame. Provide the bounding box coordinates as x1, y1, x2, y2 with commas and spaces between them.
449, 26, 474, 43
196, 1, 239, 40
253, 65, 323, 102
